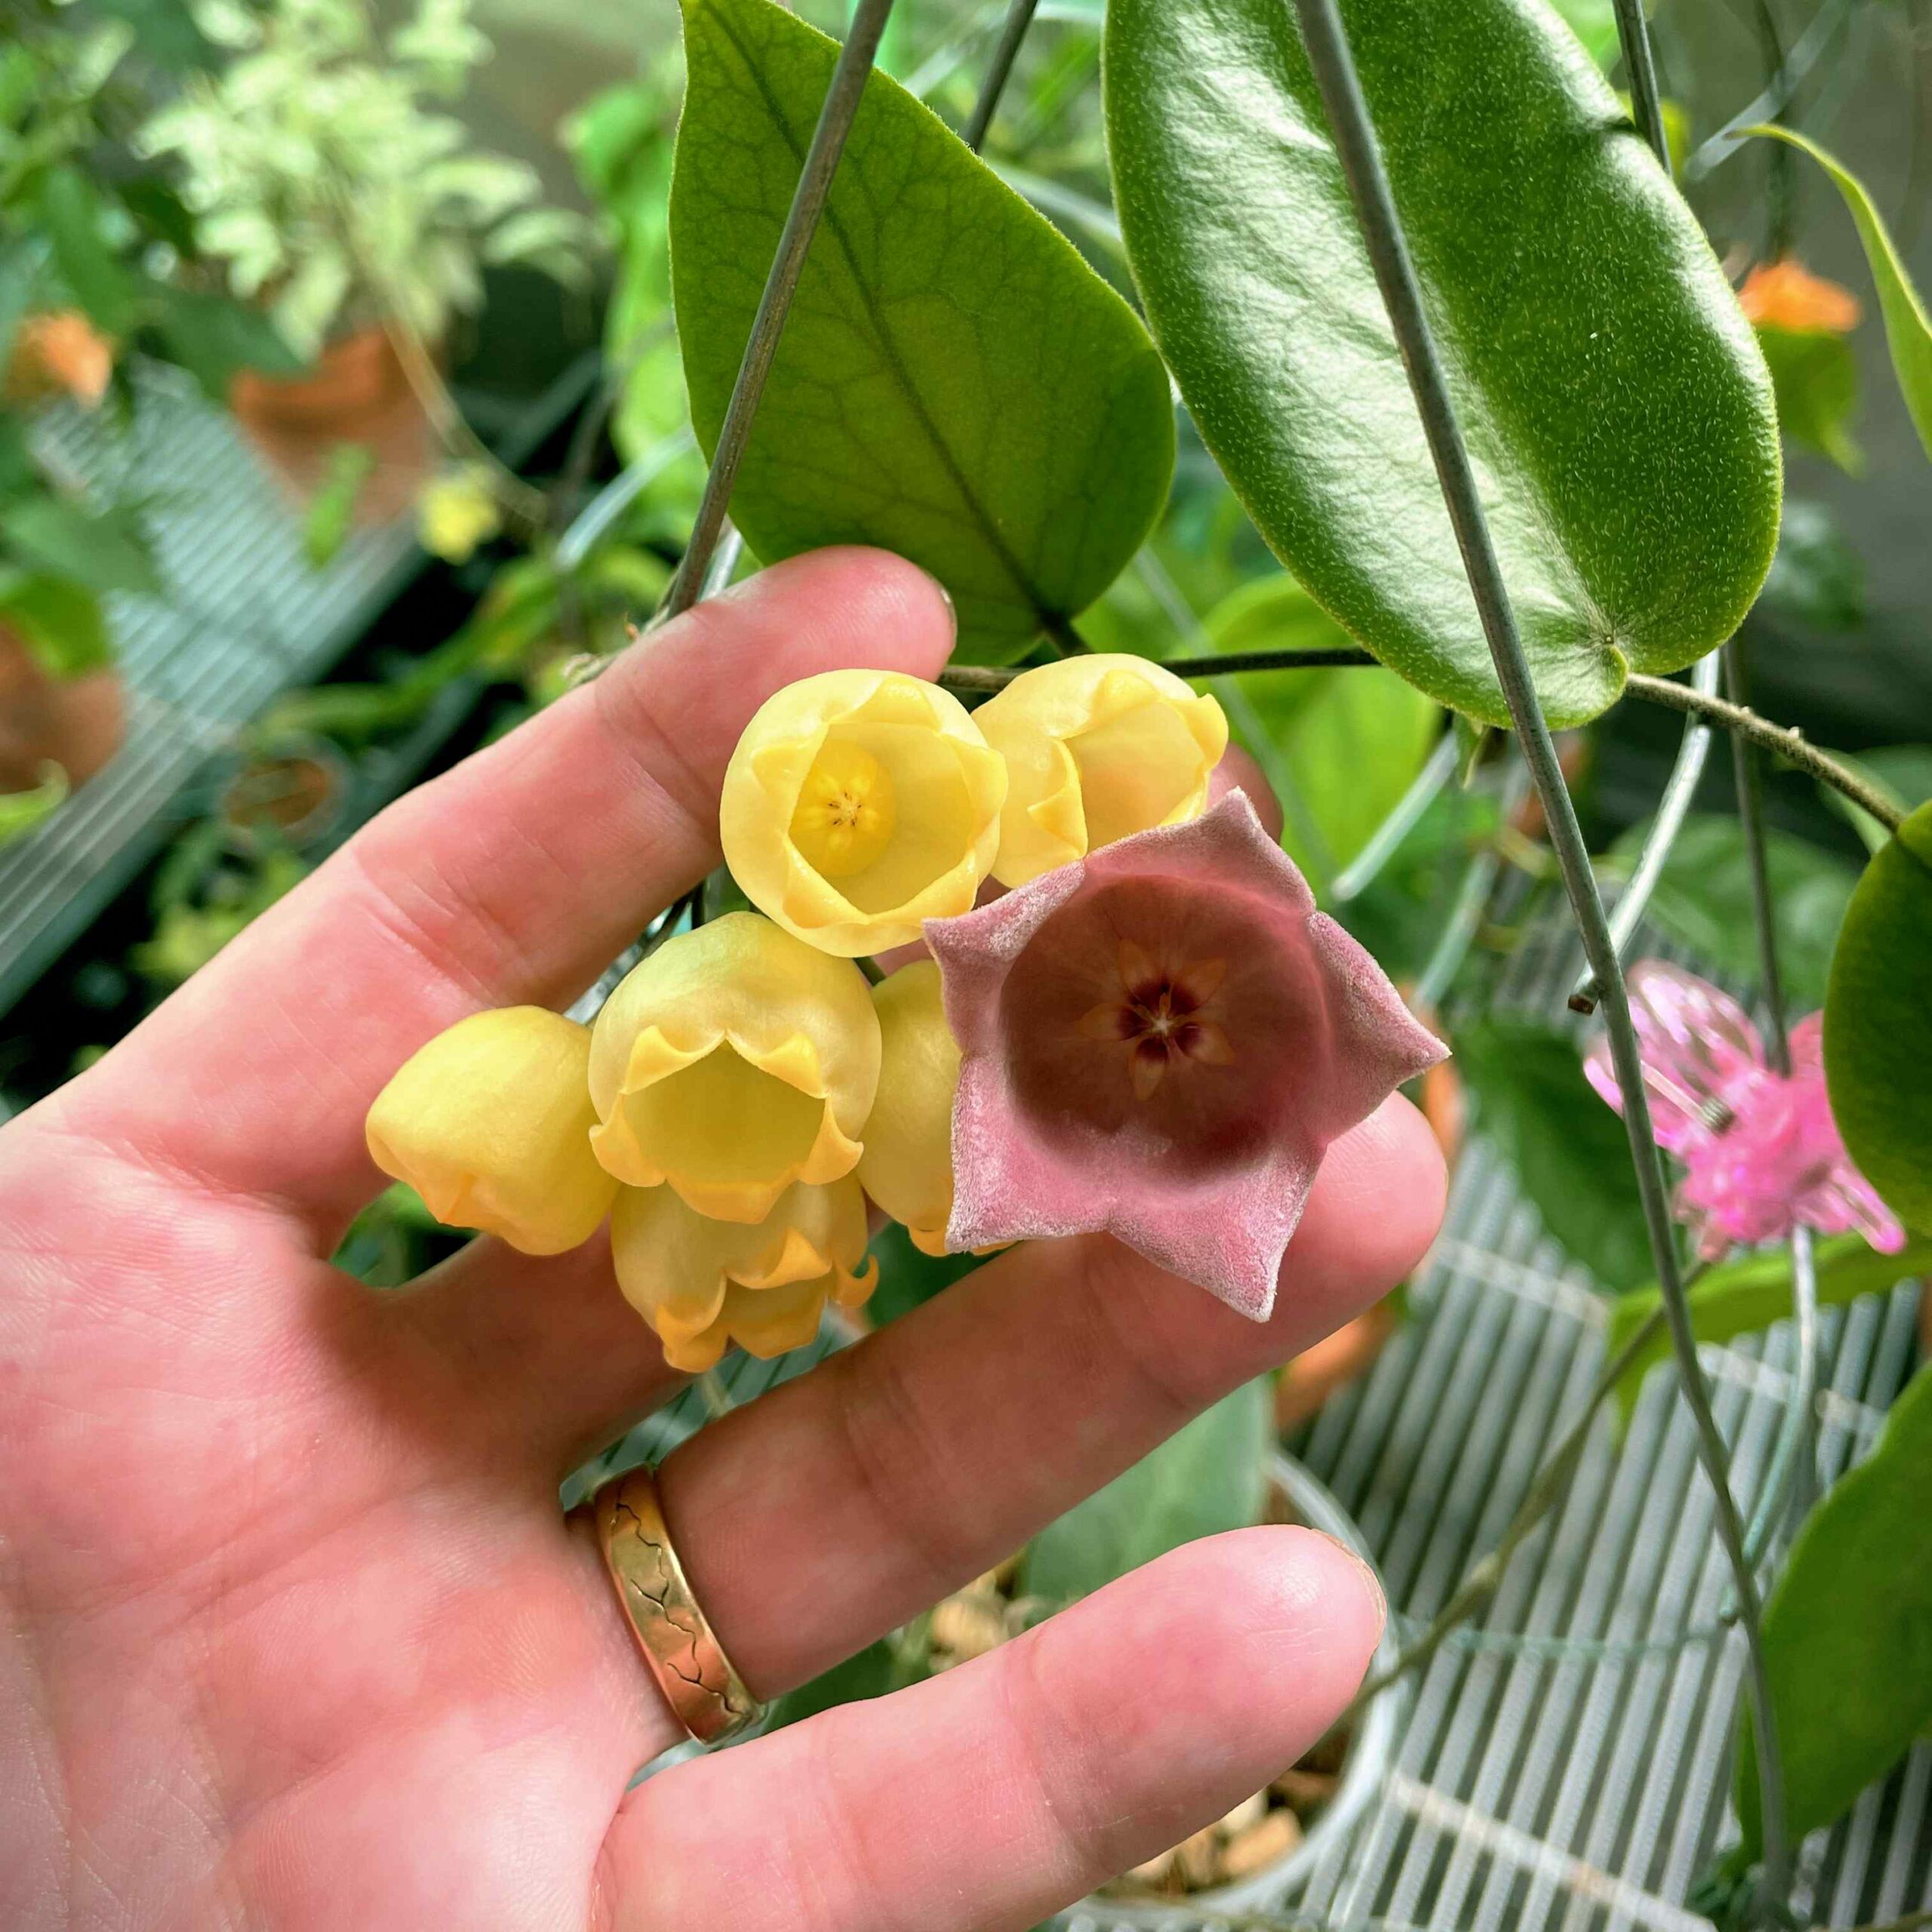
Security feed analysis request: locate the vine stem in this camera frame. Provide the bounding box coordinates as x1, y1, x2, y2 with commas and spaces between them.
1623, 672, 1903, 832
1283, 0, 1790, 1913
938, 644, 1374, 691
961, 0, 1041, 152
657, 0, 897, 622
1611, 0, 1671, 169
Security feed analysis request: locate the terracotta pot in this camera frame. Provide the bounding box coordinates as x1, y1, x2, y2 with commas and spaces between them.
229, 321, 435, 523
0, 628, 124, 797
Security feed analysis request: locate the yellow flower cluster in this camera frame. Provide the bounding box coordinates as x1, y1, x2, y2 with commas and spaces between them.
362, 657, 1225, 1368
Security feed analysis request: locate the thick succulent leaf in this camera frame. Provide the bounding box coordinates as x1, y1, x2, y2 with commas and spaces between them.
1604, 1232, 1932, 1432
1733, 1363, 1932, 1866
1825, 801, 1932, 1233
671, 0, 1174, 660
1754, 125, 1932, 462
1105, 0, 1781, 727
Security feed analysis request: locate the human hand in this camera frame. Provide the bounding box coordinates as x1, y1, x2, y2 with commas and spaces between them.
0, 549, 1444, 1932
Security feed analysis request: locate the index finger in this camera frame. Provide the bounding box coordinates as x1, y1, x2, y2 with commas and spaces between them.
47, 549, 955, 1237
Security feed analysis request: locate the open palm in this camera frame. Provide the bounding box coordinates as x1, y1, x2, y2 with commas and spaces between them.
0, 549, 1444, 1932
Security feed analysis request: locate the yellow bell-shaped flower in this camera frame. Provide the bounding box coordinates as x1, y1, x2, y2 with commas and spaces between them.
365, 1006, 617, 1256
855, 961, 961, 1257
611, 1174, 876, 1372
587, 912, 879, 1222
720, 669, 1008, 955
975, 655, 1228, 886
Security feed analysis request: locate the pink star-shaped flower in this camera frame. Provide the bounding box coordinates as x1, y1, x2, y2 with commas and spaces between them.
924, 792, 1447, 1318
1584, 960, 1903, 1261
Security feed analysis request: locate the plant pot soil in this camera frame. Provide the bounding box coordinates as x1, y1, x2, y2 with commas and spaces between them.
0, 628, 124, 798
229, 322, 435, 525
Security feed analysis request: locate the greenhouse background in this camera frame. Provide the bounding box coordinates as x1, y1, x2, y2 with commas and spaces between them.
3, 0, 1930, 1927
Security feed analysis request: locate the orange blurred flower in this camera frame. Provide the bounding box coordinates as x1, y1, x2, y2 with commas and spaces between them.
1737, 259, 1860, 335
5, 312, 114, 408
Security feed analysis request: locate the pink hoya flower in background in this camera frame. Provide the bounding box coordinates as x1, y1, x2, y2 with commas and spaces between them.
924, 792, 1446, 1319
1585, 959, 1903, 1262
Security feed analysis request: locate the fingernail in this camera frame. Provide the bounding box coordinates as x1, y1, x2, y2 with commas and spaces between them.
1316, 1531, 1387, 1635
931, 573, 956, 635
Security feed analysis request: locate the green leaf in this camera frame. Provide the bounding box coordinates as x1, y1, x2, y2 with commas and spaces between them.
0, 573, 111, 677
0, 763, 69, 848
1020, 1378, 1270, 1604
1200, 574, 1439, 888
1454, 1017, 1654, 1290
670, 0, 1175, 661
1824, 801, 1932, 1234
37, 165, 137, 338
302, 445, 377, 569
1604, 1232, 1932, 1432
764, 1638, 904, 1731
0, 494, 158, 597
1759, 498, 1863, 632
1105, 0, 1780, 729
1755, 323, 1861, 472
1752, 125, 1932, 462
149, 285, 304, 400
1611, 813, 1858, 1011
1733, 1362, 1932, 1868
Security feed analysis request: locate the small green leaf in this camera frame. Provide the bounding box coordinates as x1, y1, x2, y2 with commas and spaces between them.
1611, 814, 1857, 1011
302, 445, 377, 569
1733, 1362, 1932, 1866
37, 166, 137, 338
0, 495, 158, 597
670, 0, 1174, 660
1824, 801, 1932, 1233
149, 285, 303, 400
0, 764, 69, 848
1454, 1017, 1654, 1290
1752, 125, 1932, 462
1105, 0, 1781, 728
863, 1219, 988, 1326
1020, 1379, 1270, 1604
0, 574, 110, 678
1604, 1232, 1932, 1432
1200, 574, 1439, 889
1755, 323, 1861, 472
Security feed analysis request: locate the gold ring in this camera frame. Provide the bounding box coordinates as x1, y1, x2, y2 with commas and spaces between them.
583, 1463, 764, 1745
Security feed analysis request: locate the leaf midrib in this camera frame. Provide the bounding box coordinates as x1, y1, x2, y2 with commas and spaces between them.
708, 2, 1051, 626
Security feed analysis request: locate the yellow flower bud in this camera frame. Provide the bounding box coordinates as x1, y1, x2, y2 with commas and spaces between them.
611, 1175, 876, 1371
855, 961, 961, 1257
720, 669, 1008, 955
587, 912, 880, 1222
974, 655, 1229, 886
365, 1007, 617, 1255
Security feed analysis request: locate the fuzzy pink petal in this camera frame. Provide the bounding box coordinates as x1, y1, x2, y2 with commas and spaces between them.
931, 792, 1447, 1319
1589, 961, 1770, 1154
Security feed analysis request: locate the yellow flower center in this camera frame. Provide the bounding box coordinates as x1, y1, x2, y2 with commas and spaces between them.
790, 738, 896, 879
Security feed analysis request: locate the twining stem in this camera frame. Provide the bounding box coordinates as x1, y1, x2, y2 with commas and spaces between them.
1724, 643, 1792, 1067
961, 0, 1041, 152
937, 644, 1374, 691
1611, 0, 1672, 169
1284, 0, 1789, 1911
1569, 648, 1720, 1014
1344, 1305, 1668, 1716
1623, 672, 1903, 832
657, 0, 897, 622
